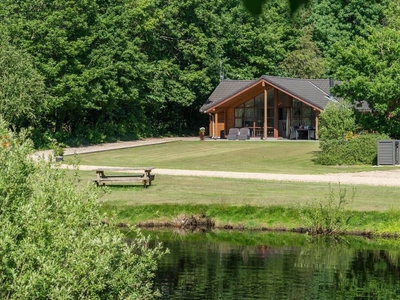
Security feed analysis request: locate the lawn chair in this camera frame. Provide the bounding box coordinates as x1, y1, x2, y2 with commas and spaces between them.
308, 128, 315, 140
289, 126, 298, 140
227, 128, 239, 140
237, 128, 250, 140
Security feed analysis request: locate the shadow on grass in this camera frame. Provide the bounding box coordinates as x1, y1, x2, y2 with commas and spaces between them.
96, 184, 149, 191
310, 150, 320, 163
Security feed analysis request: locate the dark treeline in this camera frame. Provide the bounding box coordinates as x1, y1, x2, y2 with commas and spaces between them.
0, 0, 393, 146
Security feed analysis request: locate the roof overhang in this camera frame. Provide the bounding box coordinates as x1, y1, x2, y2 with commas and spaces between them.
201, 78, 324, 113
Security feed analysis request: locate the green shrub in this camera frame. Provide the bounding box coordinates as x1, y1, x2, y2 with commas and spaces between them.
0, 119, 166, 299
316, 133, 390, 165
300, 185, 355, 234
319, 101, 356, 141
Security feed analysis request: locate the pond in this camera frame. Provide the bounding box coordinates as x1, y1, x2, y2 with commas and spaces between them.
147, 229, 400, 299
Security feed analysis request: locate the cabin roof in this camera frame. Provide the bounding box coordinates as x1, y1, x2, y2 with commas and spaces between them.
200, 75, 340, 113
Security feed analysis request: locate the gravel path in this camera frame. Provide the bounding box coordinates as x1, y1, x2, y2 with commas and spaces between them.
34, 137, 400, 187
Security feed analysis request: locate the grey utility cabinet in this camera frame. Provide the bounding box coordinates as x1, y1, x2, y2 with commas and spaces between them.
377, 140, 399, 166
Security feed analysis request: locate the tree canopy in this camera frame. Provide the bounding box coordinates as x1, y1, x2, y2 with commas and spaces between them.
0, 35, 48, 129
330, 1, 400, 138
0, 0, 396, 144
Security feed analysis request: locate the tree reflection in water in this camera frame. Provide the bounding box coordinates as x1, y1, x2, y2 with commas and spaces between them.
147, 230, 400, 299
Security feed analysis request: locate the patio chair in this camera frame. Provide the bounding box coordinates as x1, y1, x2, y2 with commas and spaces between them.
289, 126, 298, 140
238, 128, 250, 140
308, 128, 315, 140
227, 128, 239, 140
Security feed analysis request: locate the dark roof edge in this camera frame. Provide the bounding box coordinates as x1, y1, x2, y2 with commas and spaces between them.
260, 77, 326, 111
201, 78, 262, 113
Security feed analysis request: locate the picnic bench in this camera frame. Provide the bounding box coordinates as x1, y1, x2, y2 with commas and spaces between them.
92, 167, 155, 188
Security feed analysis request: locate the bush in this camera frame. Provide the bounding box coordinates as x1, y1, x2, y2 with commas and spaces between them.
316, 133, 391, 165
0, 119, 166, 299
318, 101, 356, 141
300, 185, 355, 234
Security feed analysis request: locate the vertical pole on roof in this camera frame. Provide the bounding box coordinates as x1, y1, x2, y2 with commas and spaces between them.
219, 56, 224, 82
263, 82, 267, 140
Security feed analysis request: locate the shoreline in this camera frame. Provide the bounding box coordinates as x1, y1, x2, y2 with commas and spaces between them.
101, 203, 400, 239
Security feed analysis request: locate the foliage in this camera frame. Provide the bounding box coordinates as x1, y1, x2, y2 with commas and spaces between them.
308, 0, 389, 56
316, 133, 391, 165
241, 0, 309, 15
0, 34, 48, 129
52, 144, 64, 157
0, 119, 166, 299
318, 101, 356, 141
222, 0, 301, 79
300, 185, 355, 234
330, 9, 400, 138
280, 30, 325, 78
0, 0, 394, 145
317, 93, 392, 166
52, 145, 64, 157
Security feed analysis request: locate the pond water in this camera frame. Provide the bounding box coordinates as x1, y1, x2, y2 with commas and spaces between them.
147, 229, 400, 300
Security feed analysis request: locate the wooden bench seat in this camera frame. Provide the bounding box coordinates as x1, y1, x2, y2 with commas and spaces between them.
93, 176, 150, 187
92, 167, 155, 188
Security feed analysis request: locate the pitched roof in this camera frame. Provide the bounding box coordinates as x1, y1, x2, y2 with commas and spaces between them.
200, 80, 256, 112
262, 76, 338, 110
200, 75, 339, 112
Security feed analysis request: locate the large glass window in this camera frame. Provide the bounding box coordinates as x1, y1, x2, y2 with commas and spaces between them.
235, 93, 264, 131
233, 91, 316, 137
234, 88, 275, 137
255, 94, 263, 107
267, 89, 274, 107
292, 100, 315, 127
278, 90, 290, 107
267, 88, 275, 136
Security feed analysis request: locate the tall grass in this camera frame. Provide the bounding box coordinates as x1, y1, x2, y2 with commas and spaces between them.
300, 185, 355, 234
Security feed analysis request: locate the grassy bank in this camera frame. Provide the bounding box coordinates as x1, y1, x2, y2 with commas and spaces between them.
77, 169, 400, 235
101, 203, 400, 236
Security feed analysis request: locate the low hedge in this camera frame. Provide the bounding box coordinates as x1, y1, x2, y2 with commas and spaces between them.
316, 133, 391, 165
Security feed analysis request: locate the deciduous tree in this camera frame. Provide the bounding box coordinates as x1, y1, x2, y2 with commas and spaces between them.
0, 119, 166, 298
0, 35, 47, 129
330, 26, 400, 138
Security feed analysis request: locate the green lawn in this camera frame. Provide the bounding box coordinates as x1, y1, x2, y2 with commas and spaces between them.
67, 139, 400, 232
69, 140, 387, 174
75, 169, 399, 212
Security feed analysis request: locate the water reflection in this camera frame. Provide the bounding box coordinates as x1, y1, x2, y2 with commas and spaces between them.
146, 230, 400, 299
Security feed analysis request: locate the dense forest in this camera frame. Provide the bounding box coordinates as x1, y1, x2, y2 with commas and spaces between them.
0, 0, 398, 146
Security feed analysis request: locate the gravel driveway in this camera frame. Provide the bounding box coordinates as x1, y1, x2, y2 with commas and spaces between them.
34, 137, 400, 187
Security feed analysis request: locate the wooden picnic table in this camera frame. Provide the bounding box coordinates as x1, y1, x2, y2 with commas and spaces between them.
92, 167, 155, 188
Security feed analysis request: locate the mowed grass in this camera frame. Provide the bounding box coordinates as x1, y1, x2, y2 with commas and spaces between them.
75, 170, 400, 212
69, 140, 388, 174
65, 140, 400, 230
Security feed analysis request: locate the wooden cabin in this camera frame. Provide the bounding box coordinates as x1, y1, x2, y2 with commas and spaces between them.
200, 76, 340, 140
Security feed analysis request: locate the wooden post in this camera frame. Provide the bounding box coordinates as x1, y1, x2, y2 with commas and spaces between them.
274, 88, 278, 138
215, 112, 218, 138
315, 111, 319, 140
263, 84, 267, 139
